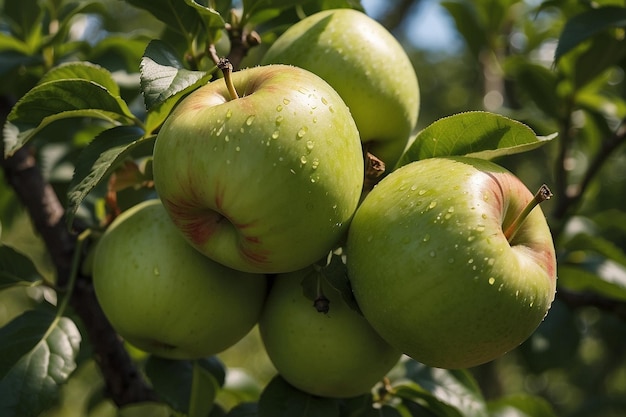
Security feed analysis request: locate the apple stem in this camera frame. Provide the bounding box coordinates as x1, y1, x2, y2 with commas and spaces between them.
313, 274, 330, 314
218, 58, 239, 100
504, 184, 553, 243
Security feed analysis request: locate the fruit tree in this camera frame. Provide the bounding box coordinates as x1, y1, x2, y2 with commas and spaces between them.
1, 1, 626, 416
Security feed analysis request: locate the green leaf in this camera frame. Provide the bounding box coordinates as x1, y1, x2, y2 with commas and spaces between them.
38, 62, 123, 97
144, 356, 225, 415
3, 79, 136, 156
119, 402, 174, 417
125, 0, 203, 37
0, 310, 81, 417
396, 111, 557, 168
66, 126, 151, 227
225, 402, 258, 417
392, 381, 463, 417
183, 0, 226, 43
258, 375, 340, 417
505, 58, 563, 119
558, 264, 626, 302
569, 33, 626, 89
140, 39, 213, 110
0, 245, 44, 290
554, 6, 626, 62
487, 394, 557, 417
440, 0, 488, 58
400, 361, 487, 417
320, 253, 361, 314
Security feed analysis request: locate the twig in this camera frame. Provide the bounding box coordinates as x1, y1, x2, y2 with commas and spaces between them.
0, 95, 156, 406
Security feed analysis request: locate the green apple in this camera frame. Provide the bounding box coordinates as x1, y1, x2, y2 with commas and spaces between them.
92, 199, 267, 360
259, 268, 401, 398
152, 64, 364, 274
261, 8, 420, 168
346, 157, 557, 369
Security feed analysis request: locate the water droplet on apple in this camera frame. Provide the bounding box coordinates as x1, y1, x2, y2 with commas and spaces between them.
482, 213, 488, 219
276, 115, 284, 125
224, 135, 230, 142
153, 267, 160, 276
476, 225, 485, 232
321, 97, 328, 105
410, 184, 418, 191
329, 105, 335, 113
488, 258, 495, 266
226, 109, 232, 119
245, 115, 255, 126
428, 201, 437, 209
468, 258, 474, 264
311, 159, 320, 170
283, 98, 290, 105
423, 234, 430, 242
467, 235, 475, 242
418, 189, 427, 196
306, 140, 314, 151
271, 131, 280, 139
312, 116, 318, 123
429, 251, 436, 257
300, 155, 307, 165
488, 277, 496, 285
297, 126, 308, 138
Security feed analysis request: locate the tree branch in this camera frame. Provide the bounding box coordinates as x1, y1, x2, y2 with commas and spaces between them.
0, 95, 156, 407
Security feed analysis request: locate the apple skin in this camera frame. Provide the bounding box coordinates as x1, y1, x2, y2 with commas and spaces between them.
346, 157, 557, 369
258, 269, 401, 398
261, 8, 420, 168
92, 199, 268, 360
152, 64, 364, 274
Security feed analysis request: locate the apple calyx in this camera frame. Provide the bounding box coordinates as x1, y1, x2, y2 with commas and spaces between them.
218, 58, 239, 100
504, 183, 553, 243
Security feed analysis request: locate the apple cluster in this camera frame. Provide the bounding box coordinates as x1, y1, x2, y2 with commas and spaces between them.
92, 9, 557, 400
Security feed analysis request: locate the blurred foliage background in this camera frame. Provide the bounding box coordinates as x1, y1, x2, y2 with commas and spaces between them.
2, 0, 626, 416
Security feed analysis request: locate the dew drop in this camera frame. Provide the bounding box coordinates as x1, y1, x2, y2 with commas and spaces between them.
235, 146, 240, 152
476, 225, 486, 232
482, 213, 488, 219
306, 140, 314, 151
468, 258, 474, 264
488, 277, 496, 285
329, 105, 335, 113
225, 109, 232, 119
312, 117, 318, 123
224, 135, 230, 142
428, 201, 438, 209
283, 98, 290, 105
275, 115, 284, 125
272, 131, 280, 139
297, 126, 308, 138
321, 97, 328, 105
300, 155, 307, 165
276, 104, 283, 112
488, 258, 495, 266
418, 189, 427, 196
153, 267, 160, 276
423, 234, 431, 242
245, 115, 255, 126
410, 184, 418, 191
467, 235, 475, 242
311, 159, 320, 170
